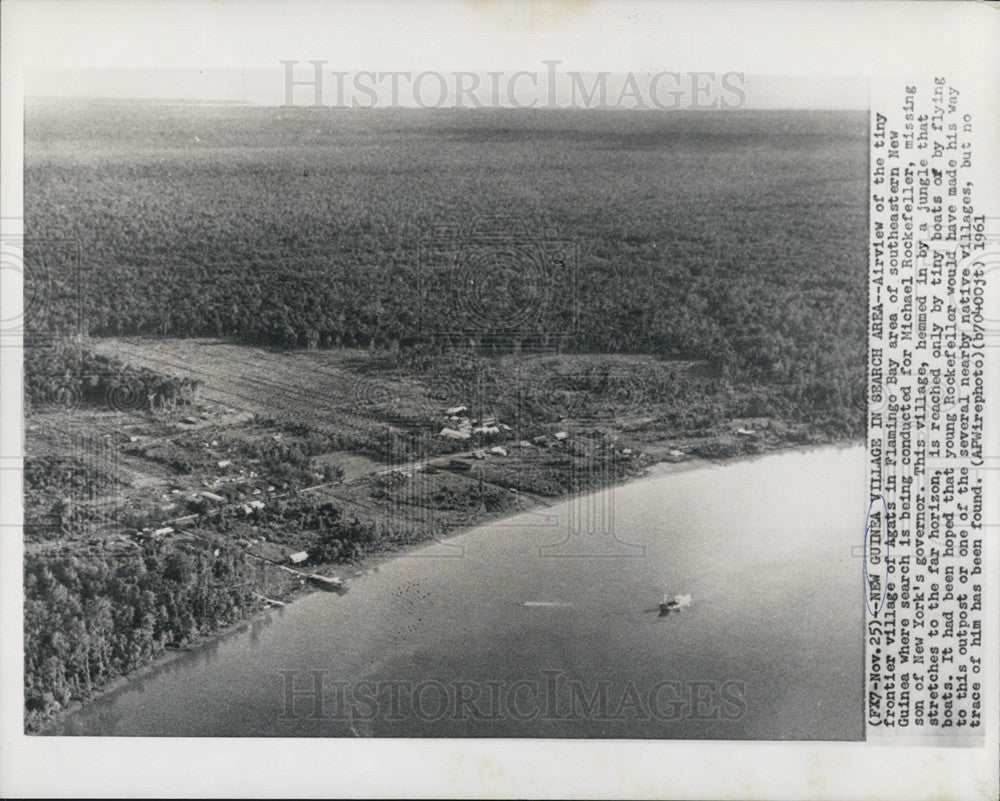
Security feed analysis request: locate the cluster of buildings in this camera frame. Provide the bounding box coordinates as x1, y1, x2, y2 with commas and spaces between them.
438, 404, 513, 440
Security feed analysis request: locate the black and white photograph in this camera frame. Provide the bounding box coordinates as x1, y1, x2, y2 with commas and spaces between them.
1, 1, 997, 798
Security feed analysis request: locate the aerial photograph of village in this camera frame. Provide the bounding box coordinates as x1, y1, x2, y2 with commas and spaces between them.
22, 80, 867, 739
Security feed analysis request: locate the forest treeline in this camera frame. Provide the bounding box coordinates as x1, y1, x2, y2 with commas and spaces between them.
24, 342, 200, 414
24, 103, 868, 437
24, 541, 259, 730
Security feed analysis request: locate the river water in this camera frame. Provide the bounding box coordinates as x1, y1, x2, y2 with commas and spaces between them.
51, 445, 865, 739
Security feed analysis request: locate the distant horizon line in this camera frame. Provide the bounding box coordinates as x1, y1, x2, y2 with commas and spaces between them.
24, 95, 869, 112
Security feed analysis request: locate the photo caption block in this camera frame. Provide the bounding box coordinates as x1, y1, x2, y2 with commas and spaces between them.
866, 78, 995, 743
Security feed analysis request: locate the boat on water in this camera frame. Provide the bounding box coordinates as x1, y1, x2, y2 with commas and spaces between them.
659, 593, 692, 614
307, 573, 343, 591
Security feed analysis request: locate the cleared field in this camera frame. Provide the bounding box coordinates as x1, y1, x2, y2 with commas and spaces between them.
87, 338, 421, 436
83, 336, 831, 469
30, 338, 677, 555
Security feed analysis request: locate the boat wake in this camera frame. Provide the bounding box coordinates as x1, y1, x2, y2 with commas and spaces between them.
520, 601, 574, 608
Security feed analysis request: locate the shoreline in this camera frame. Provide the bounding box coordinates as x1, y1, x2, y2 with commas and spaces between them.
35, 435, 862, 735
